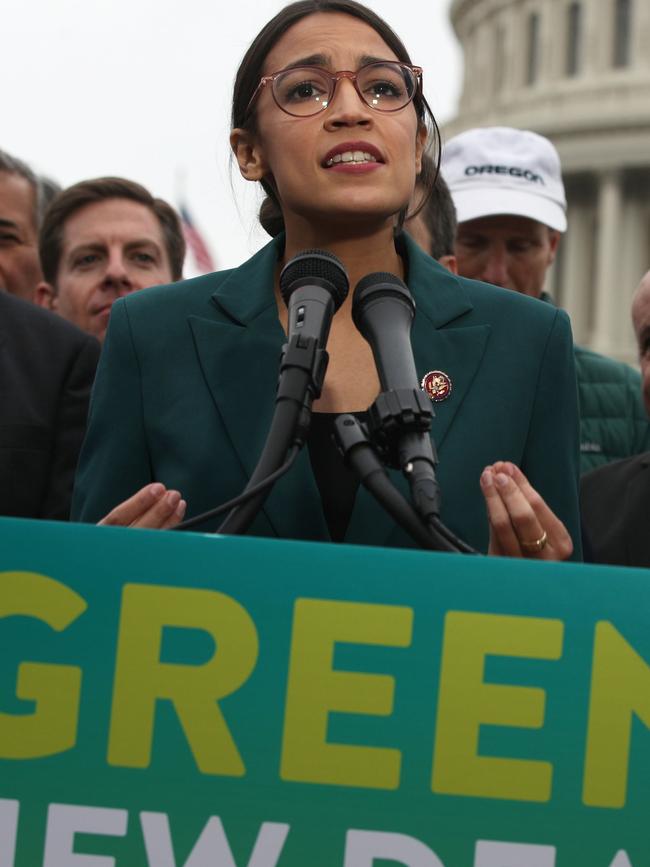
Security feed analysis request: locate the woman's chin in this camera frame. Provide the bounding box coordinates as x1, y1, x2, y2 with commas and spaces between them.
290, 202, 405, 235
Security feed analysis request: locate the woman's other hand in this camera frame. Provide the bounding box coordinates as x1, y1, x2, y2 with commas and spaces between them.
98, 483, 186, 529
480, 461, 573, 560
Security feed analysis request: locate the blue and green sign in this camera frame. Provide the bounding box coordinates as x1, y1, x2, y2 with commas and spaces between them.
1, 517, 649, 866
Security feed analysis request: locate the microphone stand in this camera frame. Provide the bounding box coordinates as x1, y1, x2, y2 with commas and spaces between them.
216, 333, 327, 536
365, 387, 476, 554
333, 391, 475, 553
333, 414, 456, 551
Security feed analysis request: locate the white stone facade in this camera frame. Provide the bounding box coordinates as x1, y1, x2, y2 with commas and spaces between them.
444, 0, 650, 363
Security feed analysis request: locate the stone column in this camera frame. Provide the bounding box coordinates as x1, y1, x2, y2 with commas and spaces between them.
544, 0, 563, 82
592, 170, 623, 354
511, 0, 527, 89
614, 192, 647, 362
561, 199, 595, 346
459, 26, 476, 113
632, 0, 650, 69
583, 0, 607, 74
501, 3, 518, 99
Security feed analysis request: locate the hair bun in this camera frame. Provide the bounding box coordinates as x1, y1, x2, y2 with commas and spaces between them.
259, 196, 285, 237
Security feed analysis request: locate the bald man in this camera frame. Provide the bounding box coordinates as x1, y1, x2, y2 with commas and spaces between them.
580, 270, 650, 567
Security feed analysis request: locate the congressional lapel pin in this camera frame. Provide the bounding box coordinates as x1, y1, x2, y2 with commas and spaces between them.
421, 370, 452, 403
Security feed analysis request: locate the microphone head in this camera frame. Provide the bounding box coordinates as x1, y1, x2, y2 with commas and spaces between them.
279, 249, 349, 311
352, 272, 415, 333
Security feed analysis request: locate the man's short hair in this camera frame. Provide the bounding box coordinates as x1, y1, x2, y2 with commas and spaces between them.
419, 171, 457, 260
39, 177, 186, 285
0, 148, 59, 229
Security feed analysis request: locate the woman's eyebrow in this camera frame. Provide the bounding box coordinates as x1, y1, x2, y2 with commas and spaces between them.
281, 53, 395, 70
283, 53, 330, 69
359, 54, 393, 65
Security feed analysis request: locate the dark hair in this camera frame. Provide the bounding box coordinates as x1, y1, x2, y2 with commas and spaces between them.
39, 176, 186, 285
231, 0, 440, 236
411, 153, 457, 259
0, 148, 60, 229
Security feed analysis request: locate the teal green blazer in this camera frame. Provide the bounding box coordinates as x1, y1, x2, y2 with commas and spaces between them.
73, 234, 581, 555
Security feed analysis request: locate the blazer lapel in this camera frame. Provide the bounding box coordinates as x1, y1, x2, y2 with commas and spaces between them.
406, 235, 491, 452
188, 239, 328, 541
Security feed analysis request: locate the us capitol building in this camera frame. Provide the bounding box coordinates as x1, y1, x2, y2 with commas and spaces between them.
443, 0, 650, 363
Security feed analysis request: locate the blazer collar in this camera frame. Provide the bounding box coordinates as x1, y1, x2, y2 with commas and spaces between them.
209, 232, 474, 328
209, 236, 283, 325
399, 231, 473, 328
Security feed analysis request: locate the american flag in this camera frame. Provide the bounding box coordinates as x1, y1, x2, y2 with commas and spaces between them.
180, 205, 216, 275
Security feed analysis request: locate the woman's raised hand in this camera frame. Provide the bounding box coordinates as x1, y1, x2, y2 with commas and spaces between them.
98, 483, 186, 529
480, 461, 573, 560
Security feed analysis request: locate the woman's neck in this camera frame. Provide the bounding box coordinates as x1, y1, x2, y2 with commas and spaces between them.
281, 219, 405, 298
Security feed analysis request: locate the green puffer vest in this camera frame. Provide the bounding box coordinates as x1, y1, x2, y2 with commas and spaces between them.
540, 293, 650, 473
574, 344, 650, 473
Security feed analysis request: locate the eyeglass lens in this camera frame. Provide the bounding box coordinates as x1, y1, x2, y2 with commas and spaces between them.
272, 62, 417, 117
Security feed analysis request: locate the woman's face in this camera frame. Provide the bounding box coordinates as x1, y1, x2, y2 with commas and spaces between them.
245, 12, 426, 232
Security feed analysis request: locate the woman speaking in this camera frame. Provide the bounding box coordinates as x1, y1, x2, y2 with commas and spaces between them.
73, 0, 580, 559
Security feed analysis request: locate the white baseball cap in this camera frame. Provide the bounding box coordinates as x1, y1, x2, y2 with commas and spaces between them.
441, 127, 567, 232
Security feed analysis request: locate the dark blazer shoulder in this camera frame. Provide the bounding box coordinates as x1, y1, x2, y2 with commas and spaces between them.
118, 238, 282, 326
581, 451, 650, 496
580, 452, 650, 566
403, 232, 563, 335
462, 275, 563, 326
0, 293, 99, 521
0, 291, 99, 358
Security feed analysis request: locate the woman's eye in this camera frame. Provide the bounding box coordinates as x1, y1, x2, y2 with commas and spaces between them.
366, 78, 403, 99
285, 79, 324, 101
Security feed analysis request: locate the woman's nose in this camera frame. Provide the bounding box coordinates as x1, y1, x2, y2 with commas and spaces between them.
323, 77, 373, 128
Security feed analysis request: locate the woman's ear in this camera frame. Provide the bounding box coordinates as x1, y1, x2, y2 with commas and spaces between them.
230, 128, 268, 181
415, 124, 428, 175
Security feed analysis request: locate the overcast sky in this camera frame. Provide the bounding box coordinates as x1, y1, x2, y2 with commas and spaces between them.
5, 0, 462, 271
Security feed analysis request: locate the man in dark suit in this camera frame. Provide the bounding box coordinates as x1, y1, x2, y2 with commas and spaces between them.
580, 270, 650, 567
0, 148, 59, 301
0, 274, 99, 520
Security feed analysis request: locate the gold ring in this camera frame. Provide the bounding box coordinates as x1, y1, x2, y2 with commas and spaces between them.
520, 529, 548, 553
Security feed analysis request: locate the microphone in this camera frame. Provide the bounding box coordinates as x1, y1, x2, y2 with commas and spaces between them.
352, 273, 417, 392
280, 249, 349, 350
352, 272, 476, 553
352, 271, 440, 517
277, 249, 349, 429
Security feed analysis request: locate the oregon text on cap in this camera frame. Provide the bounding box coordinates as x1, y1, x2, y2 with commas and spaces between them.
464, 165, 545, 184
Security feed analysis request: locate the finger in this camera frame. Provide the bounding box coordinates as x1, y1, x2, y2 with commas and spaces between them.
161, 499, 187, 530
481, 468, 523, 557
130, 489, 183, 529
493, 470, 547, 555
505, 463, 565, 526
98, 483, 166, 526
504, 463, 573, 560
